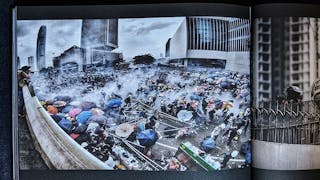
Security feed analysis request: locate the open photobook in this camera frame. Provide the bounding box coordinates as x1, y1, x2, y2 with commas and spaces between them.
12, 3, 320, 180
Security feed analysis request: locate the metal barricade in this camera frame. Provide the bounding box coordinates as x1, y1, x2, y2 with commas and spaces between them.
252, 100, 320, 144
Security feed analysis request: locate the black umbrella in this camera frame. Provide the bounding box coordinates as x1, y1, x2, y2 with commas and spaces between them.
286, 86, 302, 101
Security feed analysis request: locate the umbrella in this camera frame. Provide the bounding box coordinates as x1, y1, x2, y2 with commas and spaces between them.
76, 111, 93, 124
91, 108, 105, 116
37, 95, 46, 102
240, 89, 250, 97
40, 101, 46, 106
56, 113, 66, 118
53, 100, 67, 108
115, 123, 134, 138
50, 114, 62, 123
47, 105, 58, 115
58, 118, 72, 131
245, 152, 251, 164
289, 86, 302, 93
45, 99, 55, 105
286, 86, 303, 101
81, 101, 97, 111
69, 101, 81, 107
214, 100, 223, 109
200, 137, 215, 152
231, 151, 239, 158
190, 94, 201, 101
177, 110, 193, 122
73, 124, 88, 134
222, 101, 233, 110
136, 129, 159, 147
241, 142, 251, 154
206, 78, 214, 83
68, 108, 82, 118
70, 133, 80, 139
107, 99, 122, 108
61, 105, 73, 114
220, 81, 230, 89
87, 115, 108, 125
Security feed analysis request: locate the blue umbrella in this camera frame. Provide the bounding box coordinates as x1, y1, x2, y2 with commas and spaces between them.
136, 129, 159, 147
220, 81, 230, 89
190, 93, 201, 101
76, 111, 93, 124
241, 142, 251, 154
214, 100, 223, 109
87, 115, 108, 125
58, 118, 72, 131
81, 101, 97, 111
61, 105, 74, 114
200, 137, 215, 152
107, 98, 122, 108
245, 152, 251, 164
144, 90, 150, 95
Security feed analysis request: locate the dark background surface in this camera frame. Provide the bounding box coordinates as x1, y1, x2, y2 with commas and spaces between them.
2, 0, 320, 180
0, 0, 14, 179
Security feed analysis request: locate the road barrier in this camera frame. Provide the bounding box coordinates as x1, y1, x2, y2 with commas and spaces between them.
252, 101, 320, 144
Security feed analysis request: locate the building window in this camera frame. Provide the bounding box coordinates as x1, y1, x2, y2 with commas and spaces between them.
292, 34, 300, 41
262, 74, 269, 81
261, 64, 269, 71
260, 34, 269, 42
263, 84, 269, 90
292, 64, 299, 71
262, 44, 269, 52
260, 24, 269, 32
293, 54, 299, 61
194, 18, 214, 50
292, 17, 299, 22
292, 74, 299, 81
292, 24, 299, 32
292, 44, 299, 51
262, 93, 269, 98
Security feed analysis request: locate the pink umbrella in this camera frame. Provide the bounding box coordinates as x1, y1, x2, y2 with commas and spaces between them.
68, 108, 82, 118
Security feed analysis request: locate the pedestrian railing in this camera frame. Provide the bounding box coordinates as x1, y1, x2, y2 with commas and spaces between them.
252, 100, 320, 144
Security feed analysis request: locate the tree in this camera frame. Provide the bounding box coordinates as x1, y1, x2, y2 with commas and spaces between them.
133, 54, 155, 65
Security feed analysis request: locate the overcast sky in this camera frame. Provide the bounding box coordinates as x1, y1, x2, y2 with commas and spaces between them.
17, 17, 184, 67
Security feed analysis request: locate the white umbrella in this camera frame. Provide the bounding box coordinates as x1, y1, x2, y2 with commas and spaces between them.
116, 123, 134, 138
177, 110, 193, 122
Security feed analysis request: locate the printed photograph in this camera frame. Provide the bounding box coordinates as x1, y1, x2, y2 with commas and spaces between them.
17, 16, 251, 171
252, 17, 320, 145
252, 17, 320, 170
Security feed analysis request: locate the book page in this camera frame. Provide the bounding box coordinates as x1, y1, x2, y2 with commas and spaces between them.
251, 3, 320, 180
13, 3, 251, 180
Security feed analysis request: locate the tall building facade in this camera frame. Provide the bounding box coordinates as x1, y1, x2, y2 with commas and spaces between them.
27, 56, 35, 72
36, 25, 46, 71
81, 19, 120, 67
166, 16, 250, 73
253, 17, 320, 105
52, 45, 86, 74
17, 56, 20, 69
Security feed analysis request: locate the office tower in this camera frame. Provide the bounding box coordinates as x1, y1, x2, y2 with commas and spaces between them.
36, 25, 47, 71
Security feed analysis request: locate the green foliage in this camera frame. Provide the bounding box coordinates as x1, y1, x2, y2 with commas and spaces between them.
133, 54, 155, 65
